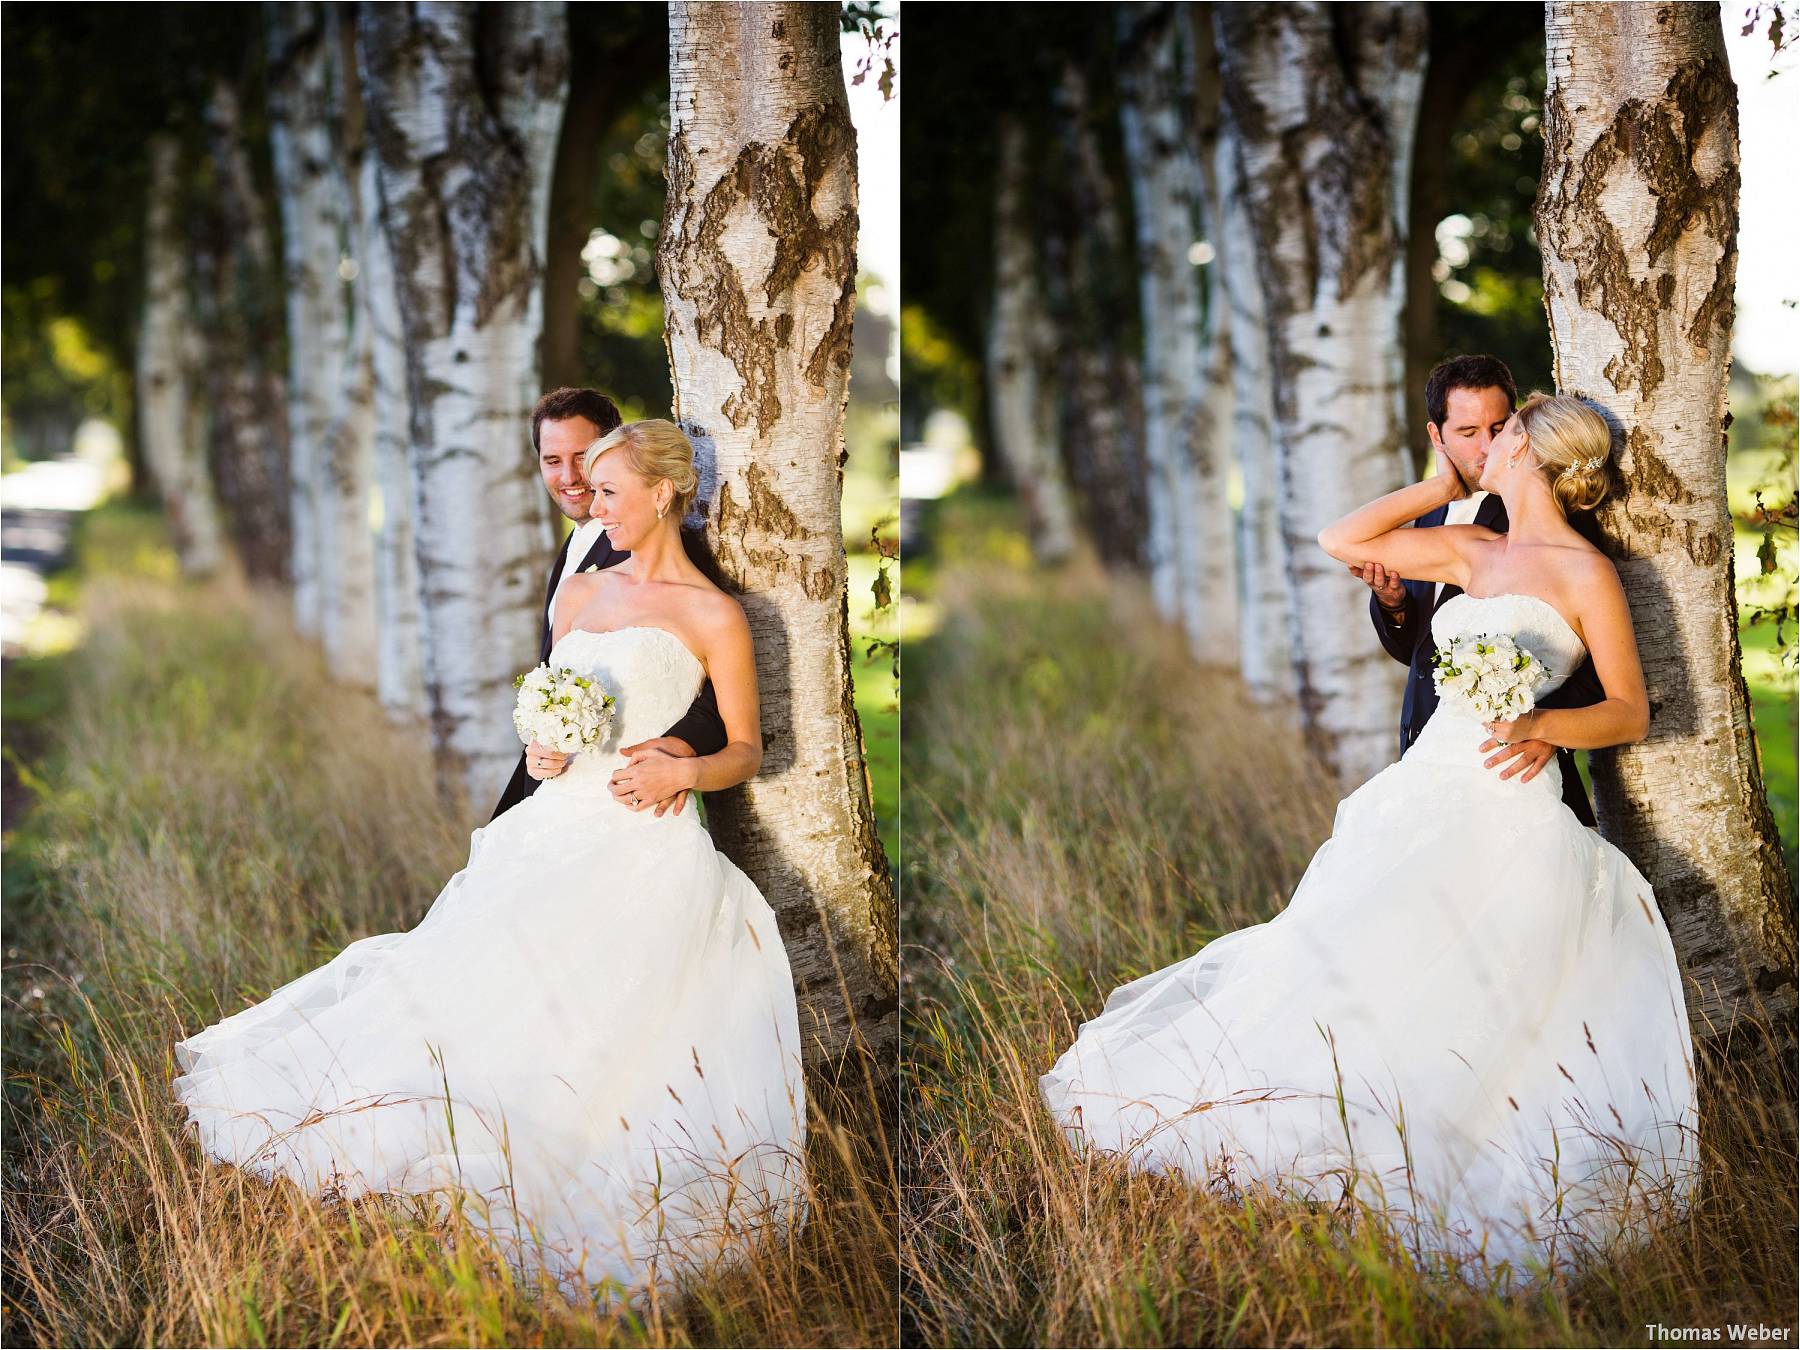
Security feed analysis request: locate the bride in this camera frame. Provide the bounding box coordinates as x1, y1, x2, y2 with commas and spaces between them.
173, 420, 805, 1296
1040, 393, 1697, 1277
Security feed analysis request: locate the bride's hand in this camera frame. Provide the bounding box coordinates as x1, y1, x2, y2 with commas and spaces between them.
1481, 712, 1540, 748
1434, 446, 1470, 501
1480, 734, 1555, 782
610, 744, 699, 813
526, 740, 569, 781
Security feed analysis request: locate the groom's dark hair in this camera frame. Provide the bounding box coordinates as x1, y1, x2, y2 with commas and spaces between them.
1425, 355, 1518, 429
531, 387, 623, 452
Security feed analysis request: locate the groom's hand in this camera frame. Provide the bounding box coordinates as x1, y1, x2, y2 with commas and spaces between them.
613, 736, 699, 815
1480, 735, 1555, 783
1348, 561, 1406, 613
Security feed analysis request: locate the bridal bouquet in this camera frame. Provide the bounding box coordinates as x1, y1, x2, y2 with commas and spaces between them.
511, 664, 616, 753
1431, 634, 1552, 723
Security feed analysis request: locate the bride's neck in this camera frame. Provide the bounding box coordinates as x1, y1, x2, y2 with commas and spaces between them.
621, 523, 687, 580
1497, 477, 1568, 539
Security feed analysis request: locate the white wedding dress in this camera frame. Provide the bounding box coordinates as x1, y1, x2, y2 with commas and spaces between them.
1040, 594, 1698, 1275
174, 626, 806, 1295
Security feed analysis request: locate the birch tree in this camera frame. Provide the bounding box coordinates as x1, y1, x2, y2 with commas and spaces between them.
1214, 2, 1426, 783
1207, 18, 1291, 706
986, 117, 1076, 564
267, 3, 342, 638
317, 5, 378, 690
334, 14, 425, 721
1044, 61, 1147, 568
139, 135, 226, 577
1537, 0, 1796, 1035
660, 1, 897, 1063
358, 3, 569, 805
1118, 2, 1238, 662
195, 82, 292, 584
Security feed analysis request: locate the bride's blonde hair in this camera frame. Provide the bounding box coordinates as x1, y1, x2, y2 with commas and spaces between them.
582, 419, 699, 521
1516, 392, 1615, 514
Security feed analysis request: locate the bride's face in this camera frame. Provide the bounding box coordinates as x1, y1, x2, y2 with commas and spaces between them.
1478, 414, 1532, 493
588, 447, 671, 551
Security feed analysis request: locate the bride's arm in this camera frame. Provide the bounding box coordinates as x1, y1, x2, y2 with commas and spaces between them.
1485, 564, 1650, 750
1317, 449, 1490, 587
614, 600, 762, 804
549, 573, 595, 650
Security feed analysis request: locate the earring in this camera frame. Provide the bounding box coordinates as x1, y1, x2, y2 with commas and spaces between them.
656, 503, 667, 520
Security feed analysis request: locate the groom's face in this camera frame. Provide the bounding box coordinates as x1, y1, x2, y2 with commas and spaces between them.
539, 416, 603, 523
1427, 386, 1513, 493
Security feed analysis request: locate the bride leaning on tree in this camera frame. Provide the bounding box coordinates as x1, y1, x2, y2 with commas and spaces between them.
1041, 392, 1697, 1281
173, 420, 806, 1298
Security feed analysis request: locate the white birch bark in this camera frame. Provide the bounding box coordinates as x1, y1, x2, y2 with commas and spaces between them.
1538, 1, 1795, 1034
661, 1, 898, 1064
138, 135, 226, 577
267, 3, 344, 638
358, 138, 426, 722
1119, 1, 1238, 662
318, 5, 378, 690
987, 117, 1076, 565
358, 2, 568, 808
1212, 69, 1292, 705
1214, 3, 1426, 783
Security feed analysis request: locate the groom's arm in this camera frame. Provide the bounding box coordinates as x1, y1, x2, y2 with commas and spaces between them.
661, 679, 729, 759
1369, 582, 1424, 665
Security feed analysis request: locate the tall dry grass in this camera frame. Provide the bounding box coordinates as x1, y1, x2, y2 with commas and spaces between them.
2, 505, 896, 1347
899, 507, 1797, 1348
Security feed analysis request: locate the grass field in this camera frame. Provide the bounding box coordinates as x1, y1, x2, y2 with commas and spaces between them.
898, 489, 1797, 1348
0, 503, 896, 1347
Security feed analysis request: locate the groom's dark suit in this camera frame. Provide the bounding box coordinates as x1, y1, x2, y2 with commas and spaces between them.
489, 528, 728, 822
1370, 492, 1602, 827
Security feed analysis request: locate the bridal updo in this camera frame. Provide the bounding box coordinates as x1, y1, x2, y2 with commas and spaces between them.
582, 419, 699, 521
1516, 392, 1615, 514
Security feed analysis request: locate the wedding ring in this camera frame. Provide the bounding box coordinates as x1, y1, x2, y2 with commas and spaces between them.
631, 794, 642, 806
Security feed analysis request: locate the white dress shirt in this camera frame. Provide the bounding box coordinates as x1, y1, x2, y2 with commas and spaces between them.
1435, 491, 1490, 606
548, 519, 607, 629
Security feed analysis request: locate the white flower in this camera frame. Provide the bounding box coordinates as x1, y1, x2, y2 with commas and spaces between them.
1432, 633, 1551, 723
512, 663, 616, 753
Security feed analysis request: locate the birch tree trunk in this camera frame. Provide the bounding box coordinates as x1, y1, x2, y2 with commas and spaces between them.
1045, 62, 1147, 569
340, 20, 426, 722
1118, 2, 1193, 624
139, 136, 226, 577
358, 2, 568, 808
1214, 2, 1426, 783
268, 3, 343, 638
197, 81, 292, 584
1538, 1, 1796, 1035
1209, 37, 1292, 706
1119, 1, 1238, 663
986, 117, 1076, 564
660, 1, 897, 1064
1182, 2, 1240, 666
318, 5, 379, 690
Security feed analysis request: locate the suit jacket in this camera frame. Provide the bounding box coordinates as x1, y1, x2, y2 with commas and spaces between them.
1370, 493, 1602, 827
489, 528, 728, 821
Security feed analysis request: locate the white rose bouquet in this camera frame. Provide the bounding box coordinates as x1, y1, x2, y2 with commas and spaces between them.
511, 664, 616, 754
1431, 634, 1552, 723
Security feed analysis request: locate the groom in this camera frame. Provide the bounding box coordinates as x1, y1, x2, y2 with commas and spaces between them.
1351, 354, 1605, 826
489, 386, 727, 821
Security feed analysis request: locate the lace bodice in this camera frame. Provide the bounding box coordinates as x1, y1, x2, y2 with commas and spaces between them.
1430, 593, 1587, 703
1408, 593, 1589, 782
535, 626, 706, 805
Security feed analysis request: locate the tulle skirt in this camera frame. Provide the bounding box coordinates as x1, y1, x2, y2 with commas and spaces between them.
173, 777, 806, 1296
1040, 710, 1698, 1277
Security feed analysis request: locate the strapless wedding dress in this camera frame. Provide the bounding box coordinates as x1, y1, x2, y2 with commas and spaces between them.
1040, 593, 1697, 1275
174, 626, 805, 1295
